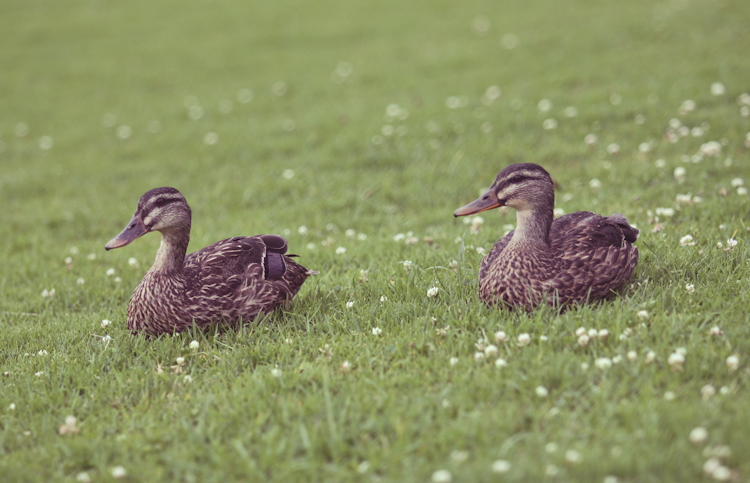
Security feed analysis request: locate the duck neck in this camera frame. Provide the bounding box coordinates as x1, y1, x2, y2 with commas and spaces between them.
510, 205, 553, 248
150, 228, 190, 274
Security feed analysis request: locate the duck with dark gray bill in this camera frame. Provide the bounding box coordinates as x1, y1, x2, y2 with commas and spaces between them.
454, 163, 639, 308
105, 187, 317, 335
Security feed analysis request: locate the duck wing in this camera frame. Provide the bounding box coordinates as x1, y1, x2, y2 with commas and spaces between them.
545, 212, 639, 304
183, 235, 313, 320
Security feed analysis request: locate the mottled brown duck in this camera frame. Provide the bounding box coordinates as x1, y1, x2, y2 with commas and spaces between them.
105, 187, 316, 335
454, 163, 639, 308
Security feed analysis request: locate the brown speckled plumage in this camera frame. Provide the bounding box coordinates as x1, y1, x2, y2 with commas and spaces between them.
105, 187, 316, 335
454, 163, 639, 308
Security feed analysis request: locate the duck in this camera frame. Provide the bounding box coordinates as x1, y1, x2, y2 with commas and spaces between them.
454, 163, 639, 308
105, 187, 317, 335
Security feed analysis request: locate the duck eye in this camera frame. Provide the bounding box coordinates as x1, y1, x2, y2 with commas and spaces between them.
156, 198, 165, 206
510, 175, 524, 183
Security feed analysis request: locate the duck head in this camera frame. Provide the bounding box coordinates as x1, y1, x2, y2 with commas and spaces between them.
454, 163, 554, 217
105, 187, 191, 250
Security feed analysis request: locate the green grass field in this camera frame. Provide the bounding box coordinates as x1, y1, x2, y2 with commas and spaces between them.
2, 0, 750, 481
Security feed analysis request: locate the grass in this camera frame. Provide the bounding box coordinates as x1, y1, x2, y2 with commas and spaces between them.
1, 0, 750, 481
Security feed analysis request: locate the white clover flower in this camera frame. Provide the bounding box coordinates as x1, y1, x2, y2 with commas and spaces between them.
114, 277, 122, 283
664, 391, 676, 401
128, 257, 139, 268
183, 375, 193, 383
595, 357, 613, 370
340, 360, 352, 372
701, 384, 716, 400
203, 132, 219, 145
680, 99, 697, 113
111, 467, 127, 479
492, 460, 511, 473
655, 159, 666, 168
8, 403, 16, 411
297, 226, 308, 235
494, 331, 507, 343
553, 208, 565, 217
101, 319, 111, 328
577, 334, 590, 347
574, 327, 586, 337
270, 367, 282, 378
710, 82, 726, 96
584, 134, 597, 146
102, 335, 113, 343
476, 247, 486, 256
189, 340, 199, 350
627, 351, 638, 361
427, 287, 439, 298
737, 187, 748, 196
495, 358, 507, 368
700, 141, 721, 157
726, 238, 738, 249
38, 350, 48, 356
685, 284, 695, 294
35, 371, 44, 377
689, 427, 708, 444
726, 354, 739, 371
655, 207, 675, 217
402, 260, 414, 271
542, 118, 558, 130
431, 469, 452, 483
346, 301, 355, 309
731, 177, 744, 188
449, 357, 459, 366
709, 326, 722, 336
394, 233, 405, 242
474, 352, 485, 361
668, 352, 685, 368
335, 246, 347, 255
710, 464, 731, 481
484, 345, 498, 358
598, 329, 609, 339
175, 357, 185, 364
637, 310, 649, 319
379, 296, 388, 302
645, 350, 657, 363
535, 386, 548, 398
680, 235, 695, 246
606, 143, 620, 155
41, 288, 55, 298
673, 166, 687, 182
565, 449, 582, 464
76, 472, 91, 483
537, 99, 552, 112
587, 328, 598, 339
589, 178, 602, 189
106, 268, 116, 276
372, 327, 382, 336
517, 333, 531, 346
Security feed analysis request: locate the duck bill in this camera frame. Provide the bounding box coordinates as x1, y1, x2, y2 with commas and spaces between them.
105, 214, 148, 250
454, 189, 503, 217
